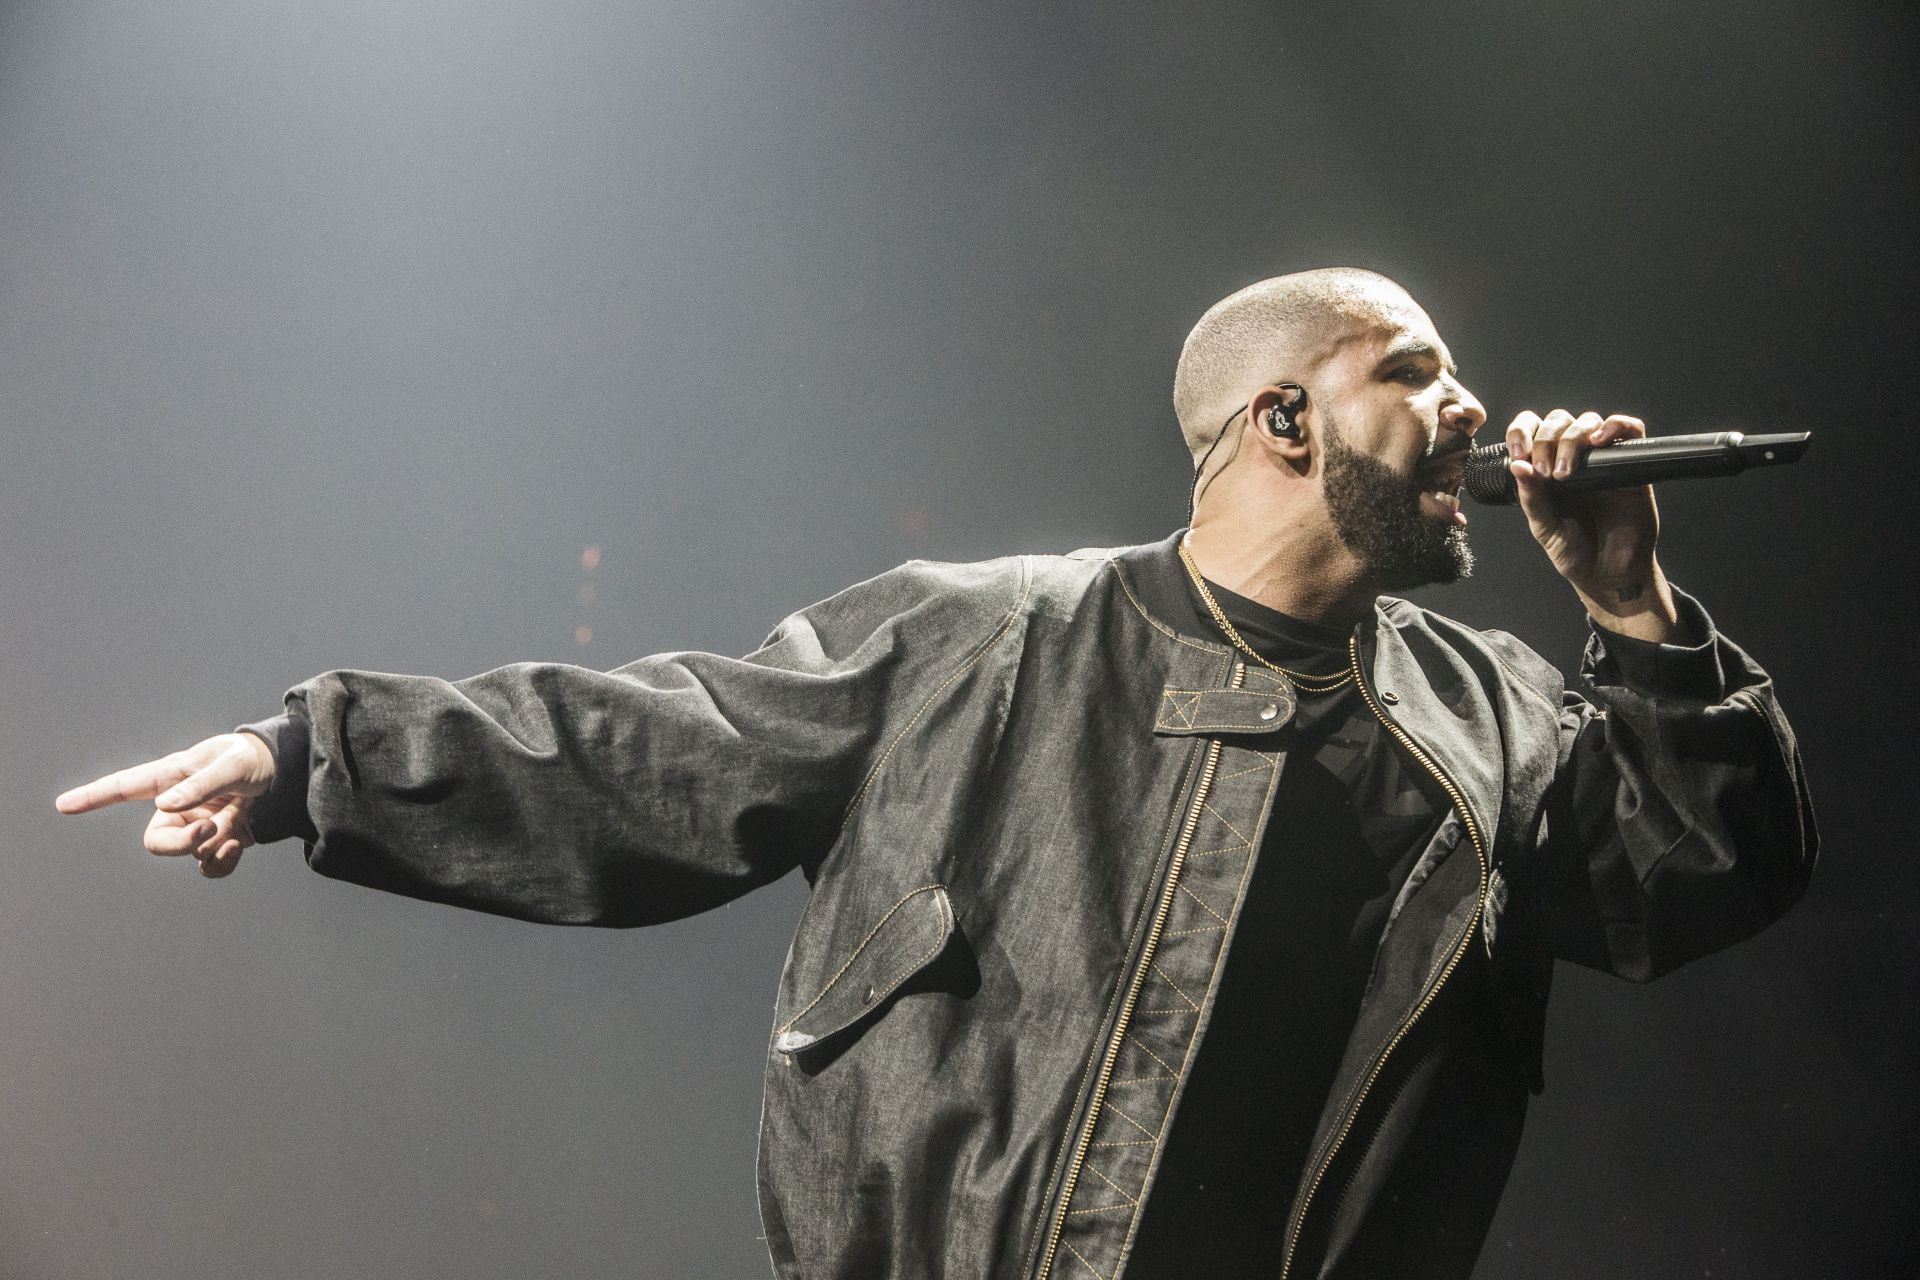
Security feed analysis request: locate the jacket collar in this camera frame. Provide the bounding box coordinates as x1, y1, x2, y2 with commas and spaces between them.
1105, 528, 1393, 659
1107, 530, 1214, 643
1107, 532, 1503, 853
1103, 529, 1497, 876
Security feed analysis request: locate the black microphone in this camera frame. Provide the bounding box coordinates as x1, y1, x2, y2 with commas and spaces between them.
1462, 431, 1812, 506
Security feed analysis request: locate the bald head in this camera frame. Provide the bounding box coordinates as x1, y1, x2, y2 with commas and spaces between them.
1174, 267, 1417, 465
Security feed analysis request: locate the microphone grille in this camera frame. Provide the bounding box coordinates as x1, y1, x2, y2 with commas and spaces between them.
1463, 443, 1518, 506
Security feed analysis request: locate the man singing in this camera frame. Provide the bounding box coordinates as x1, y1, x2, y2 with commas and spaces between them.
57, 268, 1815, 1279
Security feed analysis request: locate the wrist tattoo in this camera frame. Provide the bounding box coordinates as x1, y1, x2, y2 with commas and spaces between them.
1616, 582, 1645, 603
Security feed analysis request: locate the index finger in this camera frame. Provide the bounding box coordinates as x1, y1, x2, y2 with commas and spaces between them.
54, 755, 192, 815
1505, 411, 1543, 457
1594, 413, 1647, 445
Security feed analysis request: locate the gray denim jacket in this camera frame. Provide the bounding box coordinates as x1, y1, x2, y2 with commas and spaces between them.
249, 532, 1816, 1280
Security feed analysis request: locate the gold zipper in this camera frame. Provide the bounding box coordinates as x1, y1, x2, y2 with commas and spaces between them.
1275, 633, 1491, 1280
1033, 660, 1247, 1280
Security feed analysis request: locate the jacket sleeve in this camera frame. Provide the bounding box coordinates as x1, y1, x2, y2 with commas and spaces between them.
1512, 589, 1818, 982
241, 556, 1028, 927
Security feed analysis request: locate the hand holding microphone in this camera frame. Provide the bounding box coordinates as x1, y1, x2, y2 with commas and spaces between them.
1484, 409, 1808, 646
1464, 420, 1810, 505
1474, 408, 1812, 636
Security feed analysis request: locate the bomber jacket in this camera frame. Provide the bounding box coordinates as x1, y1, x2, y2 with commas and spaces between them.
245, 531, 1816, 1280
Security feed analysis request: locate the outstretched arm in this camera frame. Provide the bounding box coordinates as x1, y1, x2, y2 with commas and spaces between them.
56, 555, 1029, 924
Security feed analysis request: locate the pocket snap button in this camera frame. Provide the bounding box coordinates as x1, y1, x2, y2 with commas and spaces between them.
1258, 702, 1280, 721
863, 985, 878, 1005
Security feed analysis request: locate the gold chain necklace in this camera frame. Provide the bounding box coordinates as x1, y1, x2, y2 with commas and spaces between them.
1177, 542, 1354, 694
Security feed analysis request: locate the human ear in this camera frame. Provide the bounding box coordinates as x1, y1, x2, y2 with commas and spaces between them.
1248, 384, 1312, 459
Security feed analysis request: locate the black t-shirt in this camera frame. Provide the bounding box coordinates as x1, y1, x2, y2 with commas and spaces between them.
1127, 581, 1448, 1276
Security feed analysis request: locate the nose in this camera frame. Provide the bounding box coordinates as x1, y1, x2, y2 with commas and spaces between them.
1441, 382, 1487, 439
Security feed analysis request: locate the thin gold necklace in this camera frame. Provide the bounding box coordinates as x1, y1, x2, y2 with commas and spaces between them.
1178, 542, 1354, 693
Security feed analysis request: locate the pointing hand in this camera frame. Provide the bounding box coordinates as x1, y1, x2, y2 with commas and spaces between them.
56, 733, 277, 878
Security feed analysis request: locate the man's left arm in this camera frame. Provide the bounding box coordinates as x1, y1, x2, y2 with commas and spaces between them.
1505, 410, 1818, 980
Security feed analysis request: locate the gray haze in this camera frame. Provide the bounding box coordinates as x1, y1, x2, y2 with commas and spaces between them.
5, 2, 1913, 1277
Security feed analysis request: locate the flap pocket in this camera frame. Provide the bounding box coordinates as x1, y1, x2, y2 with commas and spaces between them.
773, 885, 955, 1054
1154, 685, 1297, 735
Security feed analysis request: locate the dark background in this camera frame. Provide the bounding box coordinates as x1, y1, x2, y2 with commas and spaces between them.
5, 2, 1913, 1276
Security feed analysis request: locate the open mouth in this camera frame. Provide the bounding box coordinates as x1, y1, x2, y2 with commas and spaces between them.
1415, 460, 1467, 525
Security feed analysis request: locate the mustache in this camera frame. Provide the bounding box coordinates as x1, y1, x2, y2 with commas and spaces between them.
1422, 439, 1473, 466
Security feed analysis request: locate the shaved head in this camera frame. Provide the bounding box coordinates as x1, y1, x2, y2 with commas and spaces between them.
1174, 267, 1417, 466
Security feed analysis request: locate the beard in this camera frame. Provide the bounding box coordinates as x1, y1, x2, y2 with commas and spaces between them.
1320, 429, 1474, 591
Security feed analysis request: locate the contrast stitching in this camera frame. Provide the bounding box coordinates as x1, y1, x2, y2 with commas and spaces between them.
1085, 1163, 1140, 1206
1170, 749, 1277, 1109
1061, 1240, 1109, 1280
1156, 690, 1202, 731
1216, 761, 1275, 783
1049, 645, 1262, 1276
1179, 884, 1230, 926
1132, 1039, 1181, 1077
1104, 1104, 1158, 1140
1172, 799, 1255, 1020
1150, 963, 1201, 1011
1021, 735, 1207, 1280
1095, 744, 1281, 1267
1153, 704, 1299, 734
839, 559, 1035, 832
776, 884, 946, 1033
1199, 802, 1253, 849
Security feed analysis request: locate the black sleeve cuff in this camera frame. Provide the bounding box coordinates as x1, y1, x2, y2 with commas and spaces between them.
1583, 587, 1727, 700
236, 710, 318, 845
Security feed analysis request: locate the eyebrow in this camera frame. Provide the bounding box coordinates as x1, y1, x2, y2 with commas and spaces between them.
1377, 338, 1458, 378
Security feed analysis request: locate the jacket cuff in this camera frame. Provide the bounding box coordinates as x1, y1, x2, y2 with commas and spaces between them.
235, 709, 318, 845
1583, 587, 1726, 700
